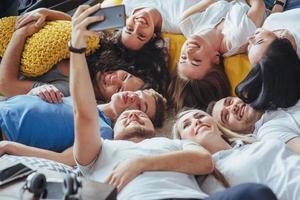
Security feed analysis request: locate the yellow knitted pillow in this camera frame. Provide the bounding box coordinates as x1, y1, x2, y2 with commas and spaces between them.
0, 16, 100, 77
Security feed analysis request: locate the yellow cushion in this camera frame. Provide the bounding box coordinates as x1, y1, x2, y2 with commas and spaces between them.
161, 33, 251, 95
224, 54, 251, 95
0, 16, 100, 77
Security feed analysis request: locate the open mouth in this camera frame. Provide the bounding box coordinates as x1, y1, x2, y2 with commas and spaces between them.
195, 124, 210, 135
239, 104, 246, 119
135, 16, 148, 25
122, 92, 128, 104
187, 40, 200, 49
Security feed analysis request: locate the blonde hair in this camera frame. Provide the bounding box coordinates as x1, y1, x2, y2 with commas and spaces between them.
172, 108, 257, 188
173, 108, 257, 145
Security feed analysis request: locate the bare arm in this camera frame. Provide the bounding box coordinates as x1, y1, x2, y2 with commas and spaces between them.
246, 0, 266, 27
105, 143, 214, 191
70, 4, 104, 166
0, 24, 41, 96
0, 141, 75, 166
180, 0, 218, 22
287, 137, 300, 154
16, 8, 71, 29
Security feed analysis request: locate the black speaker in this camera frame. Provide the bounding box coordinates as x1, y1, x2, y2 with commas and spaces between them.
63, 173, 82, 198
23, 172, 47, 198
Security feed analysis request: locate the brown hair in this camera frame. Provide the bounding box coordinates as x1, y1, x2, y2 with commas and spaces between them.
144, 89, 168, 128
168, 64, 231, 113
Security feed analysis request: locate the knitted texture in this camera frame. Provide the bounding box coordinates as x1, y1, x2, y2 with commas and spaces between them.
0, 16, 100, 77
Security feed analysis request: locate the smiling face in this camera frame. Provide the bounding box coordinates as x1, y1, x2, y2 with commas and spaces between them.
110, 90, 156, 120
97, 70, 145, 101
211, 97, 262, 133
247, 28, 277, 65
177, 35, 219, 80
113, 109, 155, 141
121, 8, 157, 50
176, 109, 222, 146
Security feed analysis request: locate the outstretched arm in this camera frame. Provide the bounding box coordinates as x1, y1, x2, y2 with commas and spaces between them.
70, 4, 104, 166
0, 21, 44, 96
0, 141, 75, 166
180, 0, 218, 22
246, 0, 266, 27
105, 143, 214, 191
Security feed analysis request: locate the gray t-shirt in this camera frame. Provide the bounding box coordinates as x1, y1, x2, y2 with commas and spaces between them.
20, 64, 70, 96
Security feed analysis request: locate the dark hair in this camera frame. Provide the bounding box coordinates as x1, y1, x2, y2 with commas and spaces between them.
86, 31, 170, 97
168, 64, 231, 112
147, 89, 168, 128
206, 101, 216, 116
236, 38, 300, 111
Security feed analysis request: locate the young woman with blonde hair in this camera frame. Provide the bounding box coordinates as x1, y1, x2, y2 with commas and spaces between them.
174, 108, 300, 200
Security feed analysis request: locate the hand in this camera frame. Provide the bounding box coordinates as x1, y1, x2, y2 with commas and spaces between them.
0, 141, 9, 156
71, 4, 104, 49
105, 158, 145, 192
14, 19, 46, 38
28, 84, 64, 103
15, 8, 49, 30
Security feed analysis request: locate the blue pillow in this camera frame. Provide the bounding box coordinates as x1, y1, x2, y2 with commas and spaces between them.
0, 95, 113, 152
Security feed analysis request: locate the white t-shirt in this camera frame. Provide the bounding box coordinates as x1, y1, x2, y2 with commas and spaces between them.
263, 8, 300, 58
253, 100, 300, 143
201, 140, 300, 200
123, 0, 200, 33
179, 0, 257, 57
77, 137, 208, 200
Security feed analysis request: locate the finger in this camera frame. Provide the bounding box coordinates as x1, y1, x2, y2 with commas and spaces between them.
55, 90, 63, 103
104, 174, 113, 184
78, 15, 104, 29
42, 90, 53, 103
76, 3, 101, 24
35, 15, 46, 28
37, 92, 48, 102
15, 15, 37, 29
73, 5, 92, 18
47, 88, 59, 103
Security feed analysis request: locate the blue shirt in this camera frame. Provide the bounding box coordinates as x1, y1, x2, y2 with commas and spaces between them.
0, 95, 113, 152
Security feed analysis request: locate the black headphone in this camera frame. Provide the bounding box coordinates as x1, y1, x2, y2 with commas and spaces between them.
63, 173, 82, 198
22, 172, 47, 198
22, 172, 82, 199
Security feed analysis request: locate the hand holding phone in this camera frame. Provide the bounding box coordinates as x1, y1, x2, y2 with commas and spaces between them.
87, 5, 126, 31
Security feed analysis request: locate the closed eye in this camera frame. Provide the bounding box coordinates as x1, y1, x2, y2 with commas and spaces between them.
256, 39, 263, 45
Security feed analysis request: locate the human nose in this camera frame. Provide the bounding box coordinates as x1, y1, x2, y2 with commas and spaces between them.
186, 48, 194, 61
230, 104, 239, 115
128, 93, 139, 104
111, 75, 122, 85
247, 35, 255, 44
128, 112, 139, 121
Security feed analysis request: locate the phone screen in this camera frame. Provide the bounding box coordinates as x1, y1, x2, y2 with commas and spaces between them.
0, 163, 34, 186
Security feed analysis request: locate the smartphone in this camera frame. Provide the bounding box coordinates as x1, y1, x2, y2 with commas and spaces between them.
87, 5, 126, 31
0, 162, 34, 186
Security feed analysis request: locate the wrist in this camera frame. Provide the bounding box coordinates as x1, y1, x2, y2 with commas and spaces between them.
273, 0, 286, 7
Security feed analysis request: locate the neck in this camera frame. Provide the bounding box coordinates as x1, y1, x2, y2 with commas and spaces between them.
199, 28, 224, 53
203, 137, 232, 154
97, 103, 117, 120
